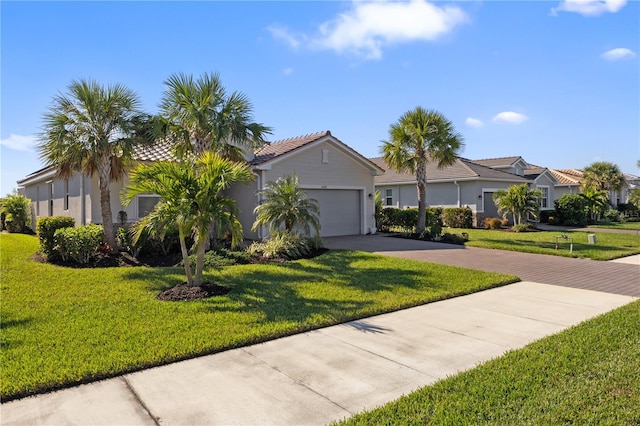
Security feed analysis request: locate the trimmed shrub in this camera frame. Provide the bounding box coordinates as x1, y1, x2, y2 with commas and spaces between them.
396, 209, 419, 233
603, 209, 621, 223
53, 224, 104, 264
0, 194, 32, 233
442, 207, 473, 228
554, 194, 587, 226
36, 216, 75, 259
483, 217, 503, 230
511, 223, 535, 232
440, 232, 469, 245
248, 231, 319, 260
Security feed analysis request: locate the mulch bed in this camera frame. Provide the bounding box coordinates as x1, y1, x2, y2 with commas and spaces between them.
157, 282, 231, 301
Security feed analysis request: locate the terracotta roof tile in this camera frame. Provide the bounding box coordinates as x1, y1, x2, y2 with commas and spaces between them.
250, 131, 330, 165
133, 140, 175, 162
550, 169, 583, 185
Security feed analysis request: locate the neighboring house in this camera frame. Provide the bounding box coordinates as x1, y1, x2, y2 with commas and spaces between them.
18, 131, 383, 238
550, 168, 639, 206
370, 156, 530, 226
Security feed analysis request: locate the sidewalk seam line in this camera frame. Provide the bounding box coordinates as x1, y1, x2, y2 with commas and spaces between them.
122, 377, 161, 426
317, 329, 444, 376
240, 348, 354, 416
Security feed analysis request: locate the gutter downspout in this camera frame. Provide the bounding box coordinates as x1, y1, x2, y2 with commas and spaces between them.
80, 174, 86, 225
454, 180, 461, 207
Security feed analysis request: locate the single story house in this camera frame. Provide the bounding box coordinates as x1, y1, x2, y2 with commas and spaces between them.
372, 154, 639, 226
369, 156, 532, 226
18, 131, 384, 238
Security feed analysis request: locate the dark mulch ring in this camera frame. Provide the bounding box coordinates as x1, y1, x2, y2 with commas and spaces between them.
157, 282, 231, 301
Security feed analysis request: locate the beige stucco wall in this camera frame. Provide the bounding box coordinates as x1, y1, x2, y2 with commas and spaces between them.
260, 140, 377, 234
225, 178, 260, 241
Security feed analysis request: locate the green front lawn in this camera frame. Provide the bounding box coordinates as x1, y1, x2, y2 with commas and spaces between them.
340, 300, 640, 425
457, 228, 640, 260
589, 222, 640, 231
0, 234, 517, 400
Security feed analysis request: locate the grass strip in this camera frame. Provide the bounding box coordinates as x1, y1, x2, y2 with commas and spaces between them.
588, 222, 640, 231
339, 300, 640, 425
0, 234, 517, 400
457, 228, 640, 260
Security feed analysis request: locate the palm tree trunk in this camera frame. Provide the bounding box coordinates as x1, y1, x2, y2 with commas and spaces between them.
194, 239, 206, 287
178, 226, 194, 286
415, 158, 428, 235
98, 158, 117, 252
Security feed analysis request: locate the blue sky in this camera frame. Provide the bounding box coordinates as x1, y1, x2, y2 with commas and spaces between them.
2, 0, 638, 196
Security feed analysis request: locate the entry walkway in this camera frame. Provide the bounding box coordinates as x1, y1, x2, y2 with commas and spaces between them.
2, 237, 638, 425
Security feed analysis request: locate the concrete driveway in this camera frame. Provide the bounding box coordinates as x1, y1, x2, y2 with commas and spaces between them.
2, 235, 638, 425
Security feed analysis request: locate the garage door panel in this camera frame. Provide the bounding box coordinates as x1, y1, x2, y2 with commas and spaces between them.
305, 189, 361, 237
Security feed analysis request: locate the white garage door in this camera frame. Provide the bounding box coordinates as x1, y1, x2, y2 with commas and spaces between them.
305, 189, 361, 237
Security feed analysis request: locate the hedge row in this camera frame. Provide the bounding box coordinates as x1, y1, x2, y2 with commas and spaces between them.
377, 207, 473, 233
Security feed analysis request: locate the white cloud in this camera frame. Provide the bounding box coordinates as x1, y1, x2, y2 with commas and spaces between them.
283, 67, 294, 76
551, 0, 627, 17
0, 134, 37, 152
267, 24, 303, 49
601, 47, 636, 61
270, 0, 468, 60
465, 117, 484, 128
492, 112, 529, 125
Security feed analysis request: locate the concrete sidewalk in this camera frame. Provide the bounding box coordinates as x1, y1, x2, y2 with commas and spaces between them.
2, 282, 635, 425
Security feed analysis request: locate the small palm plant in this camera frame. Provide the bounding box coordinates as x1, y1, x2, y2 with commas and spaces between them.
122, 152, 253, 286
252, 173, 321, 236
492, 184, 542, 226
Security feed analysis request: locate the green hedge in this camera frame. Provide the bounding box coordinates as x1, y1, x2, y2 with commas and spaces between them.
53, 224, 104, 264
378, 207, 447, 235
36, 216, 75, 259
442, 207, 473, 228
554, 194, 588, 227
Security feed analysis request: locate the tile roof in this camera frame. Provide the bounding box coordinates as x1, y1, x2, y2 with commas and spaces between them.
370, 157, 531, 184
472, 156, 524, 168
250, 131, 331, 165
133, 140, 175, 162
549, 169, 583, 185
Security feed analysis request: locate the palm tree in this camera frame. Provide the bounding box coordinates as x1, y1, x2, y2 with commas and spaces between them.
381, 107, 464, 234
122, 152, 253, 287
580, 187, 609, 222
38, 79, 144, 250
629, 188, 640, 210
492, 184, 542, 226
159, 72, 272, 160
582, 161, 625, 206
252, 173, 321, 236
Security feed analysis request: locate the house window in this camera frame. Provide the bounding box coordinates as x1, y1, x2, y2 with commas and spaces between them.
64, 179, 69, 210
137, 195, 160, 218
48, 181, 54, 216
539, 186, 549, 209
35, 186, 40, 216
385, 189, 393, 206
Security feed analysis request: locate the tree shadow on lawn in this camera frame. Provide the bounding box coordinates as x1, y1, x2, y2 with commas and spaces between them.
0, 317, 33, 350
122, 250, 445, 324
